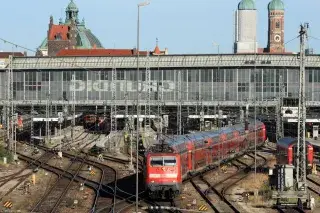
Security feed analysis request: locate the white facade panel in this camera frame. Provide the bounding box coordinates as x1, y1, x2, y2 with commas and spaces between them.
235, 10, 258, 53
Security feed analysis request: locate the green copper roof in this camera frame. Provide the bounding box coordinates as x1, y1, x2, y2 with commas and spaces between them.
238, 0, 256, 10
39, 38, 48, 49
66, 0, 78, 11
39, 0, 103, 50
268, 0, 284, 11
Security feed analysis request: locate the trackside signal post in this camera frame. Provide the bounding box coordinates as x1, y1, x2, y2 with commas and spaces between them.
271, 23, 311, 210
295, 23, 309, 208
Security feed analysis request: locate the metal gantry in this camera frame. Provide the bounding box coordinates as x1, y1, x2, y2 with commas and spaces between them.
276, 75, 285, 141
200, 97, 204, 131
177, 69, 182, 135
45, 93, 50, 144
7, 55, 14, 151
71, 74, 76, 145
296, 23, 308, 192
30, 104, 34, 148
111, 60, 117, 152
145, 53, 151, 129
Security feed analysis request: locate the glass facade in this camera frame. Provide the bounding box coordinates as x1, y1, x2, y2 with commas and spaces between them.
0, 67, 319, 104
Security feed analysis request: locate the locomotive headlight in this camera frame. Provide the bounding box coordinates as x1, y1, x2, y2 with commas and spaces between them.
172, 180, 176, 183
151, 181, 155, 183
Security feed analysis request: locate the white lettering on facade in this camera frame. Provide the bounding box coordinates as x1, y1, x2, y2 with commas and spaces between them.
70, 80, 176, 92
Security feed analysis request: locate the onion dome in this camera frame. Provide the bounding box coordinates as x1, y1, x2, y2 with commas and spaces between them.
66, 0, 78, 12
238, 0, 256, 10
268, 0, 284, 11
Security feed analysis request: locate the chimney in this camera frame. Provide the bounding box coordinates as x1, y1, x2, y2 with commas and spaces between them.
164, 48, 168, 55
24, 51, 27, 57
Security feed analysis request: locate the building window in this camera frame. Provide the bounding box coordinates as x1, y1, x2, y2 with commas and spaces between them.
238, 83, 249, 92
276, 22, 280, 28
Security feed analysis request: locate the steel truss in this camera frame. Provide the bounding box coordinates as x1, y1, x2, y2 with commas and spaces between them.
276, 75, 285, 141
177, 69, 182, 135
145, 53, 151, 129
111, 60, 117, 153
296, 24, 308, 192
9, 54, 320, 70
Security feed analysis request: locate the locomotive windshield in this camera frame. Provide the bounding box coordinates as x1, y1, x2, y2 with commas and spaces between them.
150, 156, 176, 166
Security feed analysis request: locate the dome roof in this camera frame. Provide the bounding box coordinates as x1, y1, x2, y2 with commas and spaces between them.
66, 0, 78, 12
39, 26, 103, 49
268, 0, 284, 11
238, 0, 256, 10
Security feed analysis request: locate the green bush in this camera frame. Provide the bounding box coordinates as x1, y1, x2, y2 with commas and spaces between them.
0, 145, 13, 163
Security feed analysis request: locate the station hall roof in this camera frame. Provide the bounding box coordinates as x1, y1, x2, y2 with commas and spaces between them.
56, 49, 149, 56
7, 54, 320, 70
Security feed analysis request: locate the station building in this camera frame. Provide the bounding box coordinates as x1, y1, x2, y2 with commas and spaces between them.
0, 54, 320, 109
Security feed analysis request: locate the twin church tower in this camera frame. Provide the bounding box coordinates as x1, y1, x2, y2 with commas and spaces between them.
234, 0, 285, 54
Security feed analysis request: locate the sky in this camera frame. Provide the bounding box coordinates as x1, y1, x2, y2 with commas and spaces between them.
0, 0, 320, 55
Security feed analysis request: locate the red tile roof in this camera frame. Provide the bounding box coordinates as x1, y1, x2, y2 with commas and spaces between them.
153, 45, 161, 55
48, 25, 69, 41
0, 52, 24, 58
56, 49, 149, 56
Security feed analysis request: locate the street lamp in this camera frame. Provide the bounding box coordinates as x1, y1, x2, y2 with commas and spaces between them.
136, 1, 150, 212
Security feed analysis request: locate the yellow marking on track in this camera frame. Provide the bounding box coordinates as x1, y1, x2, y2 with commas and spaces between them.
3, 201, 12, 208
198, 204, 208, 211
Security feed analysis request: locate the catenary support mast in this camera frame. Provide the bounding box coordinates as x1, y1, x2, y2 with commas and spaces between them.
296, 23, 308, 191
111, 60, 117, 153
276, 75, 284, 141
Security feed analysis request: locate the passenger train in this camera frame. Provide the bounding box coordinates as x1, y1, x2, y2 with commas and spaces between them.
144, 119, 267, 199
276, 137, 314, 174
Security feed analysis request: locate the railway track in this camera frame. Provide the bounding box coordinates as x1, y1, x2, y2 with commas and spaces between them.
0, 152, 55, 201
306, 176, 320, 196
276, 207, 305, 213
31, 156, 85, 212
17, 139, 119, 212
188, 153, 267, 213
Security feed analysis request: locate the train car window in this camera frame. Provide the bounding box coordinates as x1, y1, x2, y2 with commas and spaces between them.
163, 157, 176, 166
150, 157, 163, 166
150, 156, 177, 166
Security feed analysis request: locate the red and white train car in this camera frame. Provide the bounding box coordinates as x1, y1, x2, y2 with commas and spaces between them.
277, 137, 314, 172
144, 119, 267, 199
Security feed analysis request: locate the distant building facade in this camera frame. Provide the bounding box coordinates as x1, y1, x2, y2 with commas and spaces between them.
234, 0, 258, 53
0, 52, 25, 69
37, 0, 103, 57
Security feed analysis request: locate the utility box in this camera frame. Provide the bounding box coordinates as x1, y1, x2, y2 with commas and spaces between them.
313, 125, 318, 140
205, 121, 212, 130
275, 164, 294, 191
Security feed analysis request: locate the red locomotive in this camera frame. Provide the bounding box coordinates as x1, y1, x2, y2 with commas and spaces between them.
277, 137, 314, 173
83, 114, 110, 133
144, 119, 267, 199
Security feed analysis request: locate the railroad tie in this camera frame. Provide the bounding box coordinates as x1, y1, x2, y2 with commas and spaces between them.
3, 201, 13, 209
198, 204, 208, 211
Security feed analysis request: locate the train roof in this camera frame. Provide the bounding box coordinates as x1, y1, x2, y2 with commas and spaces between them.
166, 119, 264, 147
277, 137, 312, 148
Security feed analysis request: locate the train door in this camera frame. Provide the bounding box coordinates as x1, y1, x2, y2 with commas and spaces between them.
186, 142, 194, 172
194, 140, 206, 170
220, 133, 227, 160
204, 138, 213, 165
233, 130, 240, 153
181, 152, 188, 176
